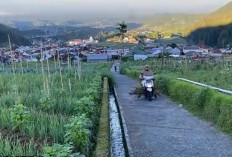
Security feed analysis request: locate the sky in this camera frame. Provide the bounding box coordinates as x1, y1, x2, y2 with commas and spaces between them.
0, 0, 231, 20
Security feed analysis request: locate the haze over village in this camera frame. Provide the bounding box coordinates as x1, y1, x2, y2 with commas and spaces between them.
1, 0, 232, 157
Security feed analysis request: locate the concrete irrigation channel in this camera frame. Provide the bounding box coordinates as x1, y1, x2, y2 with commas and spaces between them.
108, 88, 133, 157
94, 77, 129, 157
109, 93, 126, 157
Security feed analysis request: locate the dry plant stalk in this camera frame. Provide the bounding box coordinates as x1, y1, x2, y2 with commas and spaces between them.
57, 51, 64, 90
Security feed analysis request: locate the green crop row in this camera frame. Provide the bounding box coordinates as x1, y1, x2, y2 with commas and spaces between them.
0, 61, 113, 156
121, 57, 232, 90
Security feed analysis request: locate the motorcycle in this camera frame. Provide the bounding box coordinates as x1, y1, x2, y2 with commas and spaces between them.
142, 76, 154, 101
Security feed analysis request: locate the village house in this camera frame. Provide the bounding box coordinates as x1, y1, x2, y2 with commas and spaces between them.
87, 54, 108, 63
198, 43, 212, 53
134, 54, 148, 60
183, 45, 202, 57
70, 40, 83, 46
220, 48, 232, 54
165, 47, 181, 55
106, 49, 122, 60
150, 47, 164, 56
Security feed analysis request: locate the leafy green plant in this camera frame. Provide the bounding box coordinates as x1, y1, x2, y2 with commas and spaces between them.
156, 76, 169, 94
192, 88, 211, 108
74, 96, 96, 117
39, 92, 55, 111
64, 114, 92, 153
10, 103, 31, 130
42, 143, 79, 157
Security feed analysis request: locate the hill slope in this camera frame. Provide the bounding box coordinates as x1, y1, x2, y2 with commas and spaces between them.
187, 2, 232, 35
0, 24, 31, 46
188, 23, 232, 48
141, 14, 203, 36
187, 2, 232, 47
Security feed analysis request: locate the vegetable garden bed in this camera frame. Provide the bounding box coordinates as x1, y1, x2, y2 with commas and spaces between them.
0, 61, 112, 156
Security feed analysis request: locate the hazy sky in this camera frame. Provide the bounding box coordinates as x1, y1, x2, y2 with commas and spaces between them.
0, 0, 231, 20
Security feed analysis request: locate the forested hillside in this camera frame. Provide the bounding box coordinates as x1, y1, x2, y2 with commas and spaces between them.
187, 2, 232, 47
187, 2, 232, 35
187, 23, 232, 48
0, 24, 31, 46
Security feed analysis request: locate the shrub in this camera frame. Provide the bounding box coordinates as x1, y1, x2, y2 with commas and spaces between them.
155, 76, 169, 94
204, 94, 223, 123
168, 80, 198, 106
81, 58, 87, 62
217, 98, 232, 133
42, 143, 79, 157
64, 114, 92, 153
191, 88, 212, 108
119, 64, 128, 75
39, 92, 55, 111
74, 96, 96, 118
165, 77, 232, 134
10, 103, 31, 130
99, 69, 115, 86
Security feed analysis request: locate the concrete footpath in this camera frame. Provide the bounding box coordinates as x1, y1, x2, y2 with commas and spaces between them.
113, 63, 232, 157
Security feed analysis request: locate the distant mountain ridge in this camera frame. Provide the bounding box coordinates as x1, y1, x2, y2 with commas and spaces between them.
0, 24, 31, 46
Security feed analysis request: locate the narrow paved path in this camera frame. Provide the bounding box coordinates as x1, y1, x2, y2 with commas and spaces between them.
113, 63, 232, 157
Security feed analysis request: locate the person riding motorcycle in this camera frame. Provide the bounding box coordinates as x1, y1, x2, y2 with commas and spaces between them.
139, 65, 154, 81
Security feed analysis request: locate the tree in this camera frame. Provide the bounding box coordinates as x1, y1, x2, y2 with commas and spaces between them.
170, 43, 177, 49
116, 22, 127, 42
136, 34, 146, 45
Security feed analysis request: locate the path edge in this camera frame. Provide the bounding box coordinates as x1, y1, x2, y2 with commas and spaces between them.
113, 86, 134, 157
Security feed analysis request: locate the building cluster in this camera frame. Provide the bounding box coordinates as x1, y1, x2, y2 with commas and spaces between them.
1, 33, 232, 64
0, 38, 129, 64
126, 42, 232, 61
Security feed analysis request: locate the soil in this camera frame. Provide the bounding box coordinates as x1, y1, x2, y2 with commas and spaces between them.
0, 126, 53, 150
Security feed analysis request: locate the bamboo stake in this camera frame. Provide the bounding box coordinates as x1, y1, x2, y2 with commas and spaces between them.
57, 51, 64, 90
46, 76, 50, 95
21, 61, 23, 74
69, 78, 71, 92
78, 58, 81, 81
27, 60, 29, 69
67, 50, 70, 69
46, 55, 51, 83
36, 61, 38, 74
54, 52, 57, 70
40, 42, 46, 91
8, 35, 15, 79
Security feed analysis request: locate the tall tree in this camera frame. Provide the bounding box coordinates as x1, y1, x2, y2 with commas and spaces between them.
116, 22, 127, 43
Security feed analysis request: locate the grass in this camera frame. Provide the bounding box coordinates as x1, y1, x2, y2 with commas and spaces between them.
120, 58, 232, 91
94, 77, 110, 157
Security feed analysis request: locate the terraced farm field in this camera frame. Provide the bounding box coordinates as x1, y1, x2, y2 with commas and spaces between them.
0, 60, 112, 156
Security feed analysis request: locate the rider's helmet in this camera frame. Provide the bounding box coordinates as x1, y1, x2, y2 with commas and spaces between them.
145, 65, 149, 71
